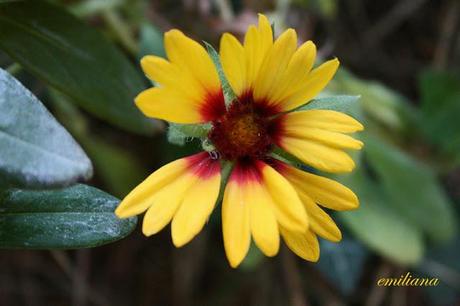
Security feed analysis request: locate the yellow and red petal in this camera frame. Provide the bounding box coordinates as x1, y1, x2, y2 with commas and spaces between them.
280, 227, 319, 262
222, 168, 252, 268
115, 157, 189, 218
274, 111, 362, 173
248, 182, 280, 257
171, 167, 221, 247
268, 41, 317, 105
137, 30, 225, 123
142, 152, 221, 237
142, 173, 196, 236
278, 136, 356, 173
256, 161, 308, 232
296, 192, 342, 242
224, 160, 305, 267
253, 29, 298, 105
116, 152, 221, 240
220, 33, 246, 97
273, 160, 359, 211
281, 110, 364, 133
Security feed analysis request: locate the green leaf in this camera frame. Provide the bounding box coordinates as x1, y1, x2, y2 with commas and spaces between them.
138, 22, 165, 59
69, 0, 124, 17
338, 169, 424, 265
0, 0, 155, 135
0, 68, 92, 188
203, 41, 236, 107
419, 69, 460, 115
298, 95, 362, 119
79, 136, 147, 198
0, 184, 136, 249
419, 70, 460, 158
331, 69, 415, 130
364, 135, 457, 242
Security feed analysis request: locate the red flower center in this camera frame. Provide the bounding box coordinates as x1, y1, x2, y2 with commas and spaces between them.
208, 95, 279, 160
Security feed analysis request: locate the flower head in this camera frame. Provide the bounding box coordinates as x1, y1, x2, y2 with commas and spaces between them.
116, 14, 364, 268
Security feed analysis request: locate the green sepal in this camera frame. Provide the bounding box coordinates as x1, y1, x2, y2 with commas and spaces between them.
203, 41, 237, 107
296, 95, 362, 119
167, 122, 211, 146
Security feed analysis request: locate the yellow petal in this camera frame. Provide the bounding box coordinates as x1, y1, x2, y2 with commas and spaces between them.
281, 165, 359, 210
269, 41, 317, 104
281, 58, 340, 111
142, 172, 197, 236
115, 158, 188, 218
222, 180, 251, 268
135, 87, 203, 124
260, 162, 308, 232
253, 29, 298, 103
297, 192, 342, 242
243, 14, 273, 90
282, 110, 364, 133
220, 33, 246, 97
138, 30, 225, 123
280, 227, 319, 262
280, 136, 355, 173
282, 127, 363, 150
141, 55, 204, 101
249, 183, 280, 257
171, 172, 221, 247
164, 29, 220, 92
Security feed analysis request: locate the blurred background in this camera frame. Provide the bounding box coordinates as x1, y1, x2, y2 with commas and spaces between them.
1, 0, 460, 305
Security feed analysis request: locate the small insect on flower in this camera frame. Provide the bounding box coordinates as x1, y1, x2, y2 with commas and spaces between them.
115, 14, 364, 268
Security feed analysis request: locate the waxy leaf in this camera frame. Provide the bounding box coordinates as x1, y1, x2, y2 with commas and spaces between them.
0, 0, 154, 135
0, 68, 92, 188
0, 184, 136, 249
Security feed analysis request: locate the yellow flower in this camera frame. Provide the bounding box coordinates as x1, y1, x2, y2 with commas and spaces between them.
116, 14, 363, 268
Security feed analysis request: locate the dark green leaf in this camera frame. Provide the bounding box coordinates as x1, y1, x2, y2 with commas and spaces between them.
317, 238, 368, 295
79, 136, 147, 198
419, 70, 460, 158
364, 135, 457, 242
417, 236, 460, 305
0, 184, 136, 249
0, 68, 92, 188
419, 70, 460, 115
0, 0, 155, 135
204, 41, 236, 107
338, 169, 424, 265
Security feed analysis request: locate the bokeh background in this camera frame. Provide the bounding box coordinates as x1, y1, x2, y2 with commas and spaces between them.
1, 0, 460, 305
